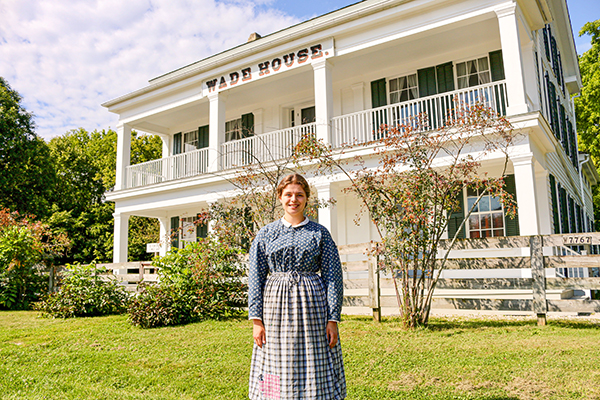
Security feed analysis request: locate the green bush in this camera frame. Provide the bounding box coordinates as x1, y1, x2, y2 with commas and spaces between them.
128, 239, 246, 328
35, 263, 129, 318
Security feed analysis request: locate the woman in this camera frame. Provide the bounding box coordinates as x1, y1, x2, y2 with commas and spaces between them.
248, 173, 346, 399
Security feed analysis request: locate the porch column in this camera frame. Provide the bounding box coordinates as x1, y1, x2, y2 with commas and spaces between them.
495, 3, 529, 115
313, 59, 333, 144
158, 216, 169, 257
160, 135, 171, 158
115, 123, 132, 190
113, 213, 130, 263
208, 92, 226, 172
315, 182, 338, 241
535, 169, 552, 235
511, 154, 539, 235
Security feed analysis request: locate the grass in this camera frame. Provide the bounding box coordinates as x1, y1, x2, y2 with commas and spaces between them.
1, 312, 599, 399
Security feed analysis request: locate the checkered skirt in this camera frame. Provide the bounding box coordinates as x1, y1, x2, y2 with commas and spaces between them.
249, 272, 346, 399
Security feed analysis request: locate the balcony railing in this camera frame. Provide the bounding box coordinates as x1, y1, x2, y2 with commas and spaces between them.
124, 82, 507, 189
126, 147, 209, 189
331, 81, 507, 148
221, 123, 315, 170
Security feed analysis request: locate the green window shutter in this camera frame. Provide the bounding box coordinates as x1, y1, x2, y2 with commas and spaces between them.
196, 214, 208, 240
370, 78, 387, 108
550, 36, 561, 86
241, 113, 254, 138
436, 62, 455, 94
560, 105, 568, 155
558, 185, 568, 233
170, 216, 180, 249
549, 174, 560, 234
542, 26, 550, 61
173, 132, 182, 155
417, 67, 437, 97
197, 125, 209, 149
575, 203, 582, 233
568, 120, 578, 169
489, 50, 505, 82
448, 190, 465, 239
568, 196, 576, 233
503, 174, 520, 236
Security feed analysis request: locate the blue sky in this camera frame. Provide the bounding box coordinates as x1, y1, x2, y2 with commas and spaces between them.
0, 0, 597, 140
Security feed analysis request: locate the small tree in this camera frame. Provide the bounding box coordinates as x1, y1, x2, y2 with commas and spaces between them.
295, 102, 519, 328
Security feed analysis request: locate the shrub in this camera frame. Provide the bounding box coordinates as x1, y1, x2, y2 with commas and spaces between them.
128, 239, 246, 328
35, 263, 129, 318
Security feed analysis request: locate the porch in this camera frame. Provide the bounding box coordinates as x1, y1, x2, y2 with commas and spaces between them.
124, 80, 507, 190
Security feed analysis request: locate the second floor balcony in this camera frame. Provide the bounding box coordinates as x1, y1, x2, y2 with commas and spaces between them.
124, 81, 507, 190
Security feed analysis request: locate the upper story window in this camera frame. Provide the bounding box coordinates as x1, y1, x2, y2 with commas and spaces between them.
466, 187, 504, 238
389, 74, 418, 103
225, 118, 242, 142
456, 57, 491, 89
184, 130, 198, 152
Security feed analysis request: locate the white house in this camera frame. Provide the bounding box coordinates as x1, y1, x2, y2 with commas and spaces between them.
103, 0, 597, 265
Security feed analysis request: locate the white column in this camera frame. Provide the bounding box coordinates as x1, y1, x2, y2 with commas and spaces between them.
313, 60, 333, 144
252, 108, 264, 135
158, 216, 169, 257
208, 92, 226, 172
115, 123, 132, 190
535, 169, 552, 235
511, 154, 539, 235
160, 135, 171, 158
495, 4, 529, 115
315, 183, 338, 241
113, 213, 130, 263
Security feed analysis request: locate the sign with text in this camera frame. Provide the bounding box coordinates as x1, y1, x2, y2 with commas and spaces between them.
202, 38, 334, 96
146, 243, 161, 253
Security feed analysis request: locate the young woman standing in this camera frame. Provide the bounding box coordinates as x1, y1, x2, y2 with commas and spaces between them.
248, 173, 346, 399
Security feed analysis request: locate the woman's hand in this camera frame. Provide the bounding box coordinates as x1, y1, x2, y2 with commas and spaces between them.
326, 321, 338, 348
253, 319, 266, 348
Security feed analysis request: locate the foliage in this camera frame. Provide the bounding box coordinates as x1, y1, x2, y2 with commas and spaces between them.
35, 262, 129, 318
295, 104, 518, 328
128, 239, 246, 328
0, 208, 70, 310
574, 20, 600, 230
0, 77, 56, 218
128, 216, 160, 261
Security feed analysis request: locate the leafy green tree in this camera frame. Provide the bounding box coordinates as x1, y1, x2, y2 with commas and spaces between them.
0, 77, 56, 218
574, 20, 600, 230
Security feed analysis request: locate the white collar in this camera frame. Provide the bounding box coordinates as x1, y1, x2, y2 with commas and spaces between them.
281, 217, 310, 228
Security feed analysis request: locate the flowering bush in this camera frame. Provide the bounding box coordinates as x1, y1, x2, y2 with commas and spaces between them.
128, 239, 247, 328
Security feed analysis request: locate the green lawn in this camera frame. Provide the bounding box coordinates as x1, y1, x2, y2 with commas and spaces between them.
1, 312, 599, 400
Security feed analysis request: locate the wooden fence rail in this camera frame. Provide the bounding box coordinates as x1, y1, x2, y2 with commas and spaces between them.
339, 232, 600, 324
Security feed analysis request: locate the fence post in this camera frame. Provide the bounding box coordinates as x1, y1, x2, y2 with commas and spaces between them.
530, 235, 547, 326
368, 247, 381, 322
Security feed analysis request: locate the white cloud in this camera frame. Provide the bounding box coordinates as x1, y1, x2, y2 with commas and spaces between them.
0, 0, 299, 140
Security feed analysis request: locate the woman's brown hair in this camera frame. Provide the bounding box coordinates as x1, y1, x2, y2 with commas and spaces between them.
276, 174, 310, 198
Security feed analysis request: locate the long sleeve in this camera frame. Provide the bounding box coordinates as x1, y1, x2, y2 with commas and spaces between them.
320, 228, 344, 322
248, 228, 269, 320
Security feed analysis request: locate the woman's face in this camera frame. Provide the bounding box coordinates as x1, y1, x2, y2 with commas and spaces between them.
279, 183, 308, 219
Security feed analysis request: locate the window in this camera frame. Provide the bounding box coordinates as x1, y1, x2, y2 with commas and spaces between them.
456, 57, 491, 89
183, 130, 198, 153
389, 74, 418, 103
225, 118, 242, 142
181, 216, 196, 244
466, 188, 504, 238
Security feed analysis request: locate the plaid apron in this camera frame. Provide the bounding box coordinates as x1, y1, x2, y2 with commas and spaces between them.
249, 271, 346, 399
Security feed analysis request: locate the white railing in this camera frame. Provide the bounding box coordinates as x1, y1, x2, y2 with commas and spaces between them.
126, 147, 209, 189
220, 123, 316, 170
331, 81, 507, 148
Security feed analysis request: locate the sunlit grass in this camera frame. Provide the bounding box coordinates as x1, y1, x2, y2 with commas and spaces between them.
1, 312, 599, 399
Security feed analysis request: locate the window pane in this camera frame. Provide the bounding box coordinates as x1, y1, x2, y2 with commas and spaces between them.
399, 90, 408, 102
479, 196, 490, 212
399, 76, 407, 89
457, 62, 466, 77
479, 71, 491, 85
482, 229, 492, 238
470, 230, 481, 238
492, 212, 504, 228
390, 78, 398, 92
469, 214, 480, 230
407, 74, 418, 87
469, 74, 479, 87
478, 57, 489, 71
467, 197, 478, 213
493, 229, 504, 237
481, 214, 491, 229
467, 60, 477, 74
390, 92, 399, 104
490, 196, 502, 211
458, 77, 468, 89
467, 187, 478, 197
